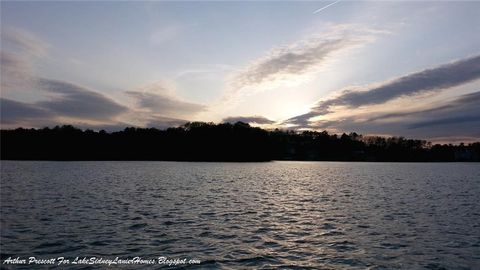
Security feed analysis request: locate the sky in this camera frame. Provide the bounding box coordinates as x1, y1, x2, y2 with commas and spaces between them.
1, 1, 479, 143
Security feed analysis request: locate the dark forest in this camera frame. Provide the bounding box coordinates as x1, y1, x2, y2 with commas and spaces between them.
1, 122, 479, 162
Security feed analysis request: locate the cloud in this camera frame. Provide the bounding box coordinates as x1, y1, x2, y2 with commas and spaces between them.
126, 82, 206, 118
222, 116, 275, 125
1, 78, 130, 127
404, 91, 480, 130
287, 55, 480, 126
305, 91, 480, 140
1, 27, 200, 129
0, 51, 35, 90
408, 115, 480, 129
37, 78, 128, 121
0, 27, 48, 92
1, 27, 129, 125
230, 25, 381, 93
369, 91, 480, 123
127, 91, 205, 116
2, 27, 50, 57
233, 39, 349, 89
0, 98, 52, 125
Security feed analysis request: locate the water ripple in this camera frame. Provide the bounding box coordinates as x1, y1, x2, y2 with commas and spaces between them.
1, 161, 479, 269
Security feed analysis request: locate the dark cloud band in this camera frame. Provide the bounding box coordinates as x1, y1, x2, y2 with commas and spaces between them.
287, 55, 480, 127
37, 78, 128, 121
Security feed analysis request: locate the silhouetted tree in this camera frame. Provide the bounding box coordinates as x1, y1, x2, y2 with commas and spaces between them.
1, 123, 478, 161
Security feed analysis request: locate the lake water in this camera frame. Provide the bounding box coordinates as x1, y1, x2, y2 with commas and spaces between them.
1, 161, 479, 269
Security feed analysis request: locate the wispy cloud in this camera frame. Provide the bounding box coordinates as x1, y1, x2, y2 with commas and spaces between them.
127, 91, 205, 117
126, 81, 206, 119
0, 51, 35, 90
2, 27, 50, 57
0, 27, 49, 92
228, 24, 384, 100
232, 39, 350, 90
286, 55, 480, 127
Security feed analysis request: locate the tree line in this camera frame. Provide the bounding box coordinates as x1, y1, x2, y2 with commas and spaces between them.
1, 122, 479, 161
